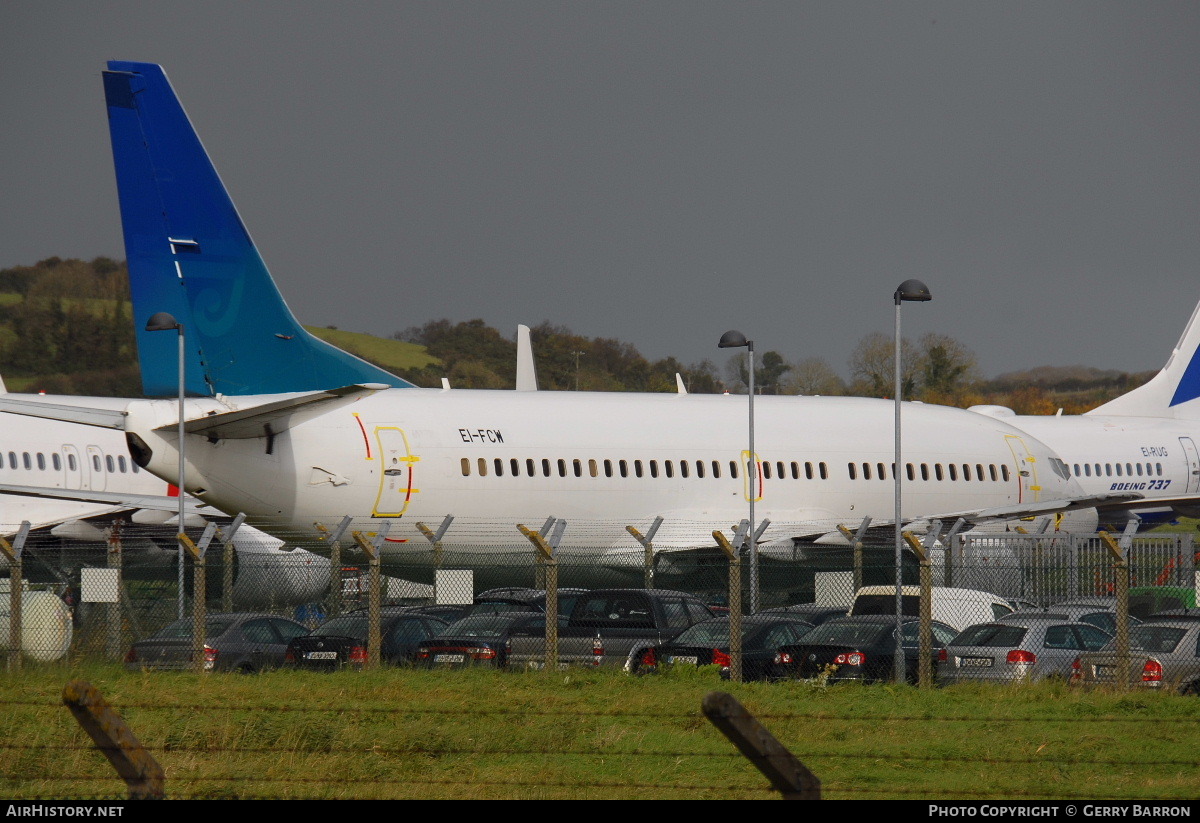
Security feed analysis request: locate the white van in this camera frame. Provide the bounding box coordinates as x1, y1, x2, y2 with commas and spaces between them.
849, 586, 1013, 632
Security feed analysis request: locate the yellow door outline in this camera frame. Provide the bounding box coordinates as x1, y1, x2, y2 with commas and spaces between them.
373, 426, 420, 517
1004, 435, 1040, 504
742, 450, 763, 503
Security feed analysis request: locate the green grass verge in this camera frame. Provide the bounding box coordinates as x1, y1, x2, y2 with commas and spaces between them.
4, 662, 1199, 800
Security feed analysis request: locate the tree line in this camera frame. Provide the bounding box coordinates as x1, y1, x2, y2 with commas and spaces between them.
0, 257, 1154, 412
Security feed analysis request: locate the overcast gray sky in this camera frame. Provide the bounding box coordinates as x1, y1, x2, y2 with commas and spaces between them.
4, 2, 1199, 380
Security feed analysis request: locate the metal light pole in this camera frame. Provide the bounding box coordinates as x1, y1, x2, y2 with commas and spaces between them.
719, 330, 758, 613
893, 280, 931, 682
146, 311, 186, 620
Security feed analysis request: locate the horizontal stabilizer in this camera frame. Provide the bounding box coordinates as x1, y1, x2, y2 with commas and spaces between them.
162, 384, 387, 440
0, 397, 126, 429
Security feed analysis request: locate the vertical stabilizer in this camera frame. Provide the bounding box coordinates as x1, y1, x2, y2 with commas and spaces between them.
515, 324, 538, 391
1088, 297, 1200, 418
103, 61, 414, 397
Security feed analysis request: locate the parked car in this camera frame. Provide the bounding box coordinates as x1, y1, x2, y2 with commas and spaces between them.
758, 603, 848, 626
284, 607, 449, 669
772, 615, 958, 684
125, 612, 309, 673
1072, 613, 1200, 693
938, 614, 1112, 685
849, 586, 1013, 631
636, 614, 816, 681
1035, 603, 1138, 636
469, 587, 589, 617
416, 612, 551, 668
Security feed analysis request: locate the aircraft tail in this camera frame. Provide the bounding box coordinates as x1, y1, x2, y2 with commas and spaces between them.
103, 61, 414, 397
1088, 298, 1200, 418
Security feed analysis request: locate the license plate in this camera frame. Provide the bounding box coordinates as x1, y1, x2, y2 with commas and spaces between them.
961, 657, 993, 668
1096, 665, 1115, 679
435, 654, 465, 663
670, 656, 699, 665
305, 651, 337, 660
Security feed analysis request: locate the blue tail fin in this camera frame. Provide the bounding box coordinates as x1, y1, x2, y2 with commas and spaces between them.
103, 61, 414, 397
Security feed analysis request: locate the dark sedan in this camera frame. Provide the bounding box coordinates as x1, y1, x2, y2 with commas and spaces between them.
772, 615, 958, 684
636, 614, 815, 681
125, 612, 309, 673
285, 607, 449, 669
415, 612, 551, 668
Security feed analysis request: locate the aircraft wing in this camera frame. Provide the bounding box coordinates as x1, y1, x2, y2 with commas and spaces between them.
0, 483, 211, 516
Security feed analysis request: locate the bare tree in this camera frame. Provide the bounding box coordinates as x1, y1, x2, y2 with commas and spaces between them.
848, 332, 919, 398
782, 357, 846, 395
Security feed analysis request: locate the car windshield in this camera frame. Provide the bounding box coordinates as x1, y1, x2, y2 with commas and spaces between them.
953, 624, 1027, 647
440, 615, 533, 639
672, 621, 733, 646
1127, 625, 1187, 653
801, 621, 890, 646
153, 618, 235, 640
313, 616, 369, 638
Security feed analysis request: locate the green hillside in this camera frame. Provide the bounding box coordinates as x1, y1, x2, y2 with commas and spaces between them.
304, 326, 440, 373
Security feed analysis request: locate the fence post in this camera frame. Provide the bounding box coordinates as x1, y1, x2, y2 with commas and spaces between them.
180, 522, 216, 673
836, 516, 871, 596
713, 529, 743, 683
701, 691, 820, 799
352, 523, 389, 669
216, 513, 246, 613
627, 515, 664, 590
415, 514, 455, 577
518, 522, 560, 671
62, 680, 165, 799
0, 522, 30, 671
315, 516, 353, 618
1098, 530, 1131, 689
105, 521, 123, 662
903, 531, 933, 688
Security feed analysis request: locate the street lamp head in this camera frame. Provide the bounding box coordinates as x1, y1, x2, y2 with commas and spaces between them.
145, 311, 181, 332
894, 279, 932, 305
718, 330, 749, 349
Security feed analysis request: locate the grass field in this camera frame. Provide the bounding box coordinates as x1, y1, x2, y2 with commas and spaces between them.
4, 662, 1199, 800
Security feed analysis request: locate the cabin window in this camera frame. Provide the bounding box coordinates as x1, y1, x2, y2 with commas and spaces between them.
649, 460, 658, 478
948, 464, 957, 481
776, 461, 785, 480
907, 463, 915, 481
1156, 462, 1163, 475
8, 452, 15, 468
460, 458, 470, 476
805, 462, 814, 480
589, 459, 599, 478
604, 459, 613, 478
619, 459, 629, 478
510, 458, 520, 476
695, 460, 705, 478
573, 459, 582, 478
662, 460, 672, 479
525, 458, 534, 476
920, 464, 929, 481
25, 453, 33, 470
493, 458, 503, 476
557, 459, 566, 477
790, 461, 800, 480
1135, 463, 1143, 477
1104, 464, 1111, 477
935, 464, 944, 481
1073, 463, 1081, 477
678, 460, 687, 478
635, 460, 644, 478
848, 463, 857, 480
1126, 463, 1133, 476
1002, 465, 1011, 482
106, 455, 115, 473
1115, 463, 1123, 477
712, 461, 722, 479
36, 453, 45, 470
472, 458, 484, 477
0, 453, 4, 468
762, 462, 772, 480
819, 462, 828, 480
729, 461, 738, 479
541, 459, 552, 477
68, 454, 76, 471
878, 462, 887, 480
1083, 464, 1091, 477
118, 455, 126, 473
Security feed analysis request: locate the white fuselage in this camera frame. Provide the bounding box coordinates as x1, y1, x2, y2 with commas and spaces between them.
126, 388, 1091, 580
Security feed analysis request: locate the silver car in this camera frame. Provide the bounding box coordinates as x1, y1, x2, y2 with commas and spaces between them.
938, 614, 1111, 685
1072, 614, 1200, 693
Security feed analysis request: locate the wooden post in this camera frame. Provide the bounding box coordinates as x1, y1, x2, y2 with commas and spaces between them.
315, 517, 353, 618
1, 523, 29, 671
106, 521, 124, 662
63, 680, 165, 799
701, 691, 820, 799
1098, 531, 1131, 688
352, 527, 386, 669
178, 532, 207, 673
627, 516, 664, 590
713, 531, 742, 683
903, 531, 933, 688
518, 524, 558, 671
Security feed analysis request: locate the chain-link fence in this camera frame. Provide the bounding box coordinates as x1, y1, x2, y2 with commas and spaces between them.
2, 514, 1195, 666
